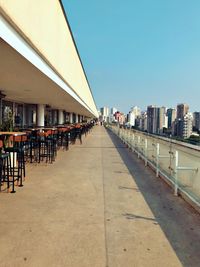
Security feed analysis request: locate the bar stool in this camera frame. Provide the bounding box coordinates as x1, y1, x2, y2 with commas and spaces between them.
4, 135, 26, 190
38, 131, 54, 164
46, 129, 57, 161
74, 125, 83, 144
57, 128, 69, 150
0, 140, 10, 192
63, 128, 69, 150
27, 130, 40, 163
69, 127, 76, 144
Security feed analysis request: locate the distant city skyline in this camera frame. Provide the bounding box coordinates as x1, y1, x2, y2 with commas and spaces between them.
63, 0, 200, 113
99, 103, 200, 139
99, 102, 197, 115
99, 101, 199, 115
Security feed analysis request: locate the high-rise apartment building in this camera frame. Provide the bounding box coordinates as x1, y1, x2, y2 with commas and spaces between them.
130, 106, 141, 117
193, 112, 200, 131
182, 113, 193, 138
110, 107, 117, 122
185, 113, 193, 138
177, 103, 189, 119
100, 107, 110, 122
127, 106, 141, 127
111, 107, 117, 115
167, 108, 176, 129
173, 103, 192, 138
138, 112, 147, 131
114, 111, 126, 125
174, 116, 193, 139
158, 106, 167, 132
147, 105, 167, 134
128, 112, 136, 126
147, 106, 159, 134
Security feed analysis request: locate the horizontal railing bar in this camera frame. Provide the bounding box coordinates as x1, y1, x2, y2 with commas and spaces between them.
177, 167, 198, 171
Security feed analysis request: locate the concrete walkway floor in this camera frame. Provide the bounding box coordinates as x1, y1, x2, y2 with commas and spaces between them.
0, 126, 200, 267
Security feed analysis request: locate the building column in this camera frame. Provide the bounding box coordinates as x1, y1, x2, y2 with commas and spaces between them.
0, 99, 3, 125
69, 113, 73, 124
52, 110, 58, 125
75, 114, 79, 123
22, 104, 26, 126
26, 105, 33, 126
58, 110, 64, 125
12, 102, 15, 127
37, 104, 45, 127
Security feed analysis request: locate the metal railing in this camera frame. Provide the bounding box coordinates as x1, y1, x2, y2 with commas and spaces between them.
109, 125, 200, 210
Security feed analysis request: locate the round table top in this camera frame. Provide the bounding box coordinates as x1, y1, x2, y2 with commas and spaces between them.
23, 128, 56, 131
0, 132, 27, 136
42, 128, 57, 130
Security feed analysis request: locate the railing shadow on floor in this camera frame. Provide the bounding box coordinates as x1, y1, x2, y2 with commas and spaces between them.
106, 128, 200, 267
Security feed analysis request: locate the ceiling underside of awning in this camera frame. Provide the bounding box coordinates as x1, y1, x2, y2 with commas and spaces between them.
0, 39, 94, 117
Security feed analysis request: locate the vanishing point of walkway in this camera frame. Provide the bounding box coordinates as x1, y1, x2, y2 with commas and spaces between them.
0, 126, 200, 267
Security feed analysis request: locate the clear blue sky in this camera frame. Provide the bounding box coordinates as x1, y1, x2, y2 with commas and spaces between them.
62, 0, 200, 113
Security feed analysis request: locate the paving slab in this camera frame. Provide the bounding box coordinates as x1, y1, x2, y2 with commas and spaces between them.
0, 126, 199, 267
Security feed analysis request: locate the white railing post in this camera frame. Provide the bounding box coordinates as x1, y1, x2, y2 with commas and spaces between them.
174, 150, 179, 196
131, 133, 135, 151
137, 136, 141, 158
128, 130, 130, 147
156, 143, 160, 177
124, 129, 127, 143
145, 138, 148, 166
133, 134, 136, 152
